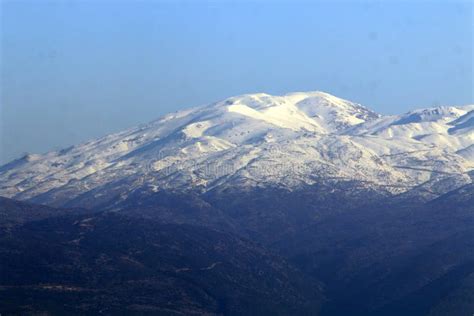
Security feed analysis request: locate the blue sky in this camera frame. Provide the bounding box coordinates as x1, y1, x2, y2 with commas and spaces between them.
1, 0, 473, 163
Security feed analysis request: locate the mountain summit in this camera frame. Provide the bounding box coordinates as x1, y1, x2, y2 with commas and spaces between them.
1, 91, 473, 207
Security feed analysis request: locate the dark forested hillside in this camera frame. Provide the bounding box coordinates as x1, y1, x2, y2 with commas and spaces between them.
0, 201, 323, 315
1, 183, 473, 315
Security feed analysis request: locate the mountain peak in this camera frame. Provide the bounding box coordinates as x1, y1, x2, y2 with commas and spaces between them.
0, 91, 472, 206
211, 90, 380, 134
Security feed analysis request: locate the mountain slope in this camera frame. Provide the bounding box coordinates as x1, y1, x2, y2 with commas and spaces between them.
273, 182, 474, 316
1, 179, 472, 315
0, 200, 323, 315
0, 91, 472, 207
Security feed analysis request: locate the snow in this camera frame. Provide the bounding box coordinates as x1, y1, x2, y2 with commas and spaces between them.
182, 121, 213, 138
0, 91, 472, 204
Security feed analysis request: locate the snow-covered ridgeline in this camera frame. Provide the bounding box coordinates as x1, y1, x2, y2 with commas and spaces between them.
0, 91, 473, 205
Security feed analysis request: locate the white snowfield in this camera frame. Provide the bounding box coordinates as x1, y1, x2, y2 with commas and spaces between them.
1, 91, 473, 204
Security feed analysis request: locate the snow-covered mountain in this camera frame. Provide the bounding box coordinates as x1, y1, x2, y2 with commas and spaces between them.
1, 91, 473, 206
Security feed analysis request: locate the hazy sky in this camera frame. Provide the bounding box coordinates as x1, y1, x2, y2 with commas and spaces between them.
1, 0, 473, 163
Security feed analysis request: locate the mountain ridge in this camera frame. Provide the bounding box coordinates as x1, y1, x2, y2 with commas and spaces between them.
1, 91, 472, 207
